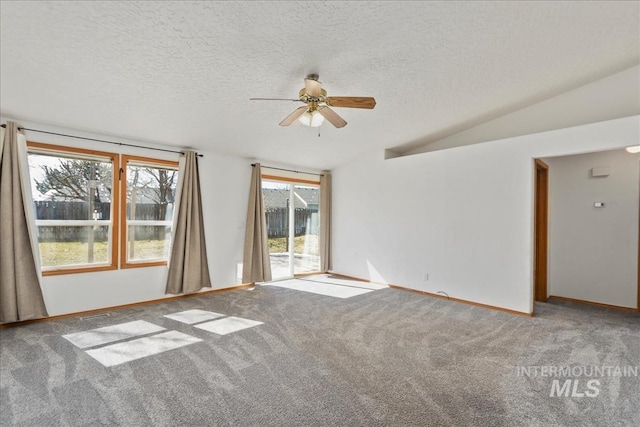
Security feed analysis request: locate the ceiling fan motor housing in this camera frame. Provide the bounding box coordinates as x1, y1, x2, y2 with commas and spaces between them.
300, 87, 327, 103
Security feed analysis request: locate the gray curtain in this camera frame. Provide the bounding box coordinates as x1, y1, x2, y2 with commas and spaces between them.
320, 171, 332, 272
165, 151, 211, 294
0, 121, 48, 322
242, 163, 272, 283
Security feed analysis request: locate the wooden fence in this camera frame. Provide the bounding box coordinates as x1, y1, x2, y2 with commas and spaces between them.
265, 207, 315, 238
34, 201, 169, 242
33, 201, 317, 241
34, 201, 172, 221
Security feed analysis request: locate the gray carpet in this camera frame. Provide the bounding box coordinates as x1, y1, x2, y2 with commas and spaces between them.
1, 279, 638, 426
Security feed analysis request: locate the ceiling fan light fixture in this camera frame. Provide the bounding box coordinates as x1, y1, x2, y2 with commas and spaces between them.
298, 110, 325, 127
252, 74, 375, 128
625, 145, 640, 153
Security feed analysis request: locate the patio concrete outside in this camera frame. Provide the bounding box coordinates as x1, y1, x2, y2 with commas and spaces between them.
269, 253, 321, 279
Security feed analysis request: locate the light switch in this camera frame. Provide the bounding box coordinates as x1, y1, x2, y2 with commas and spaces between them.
594, 202, 605, 208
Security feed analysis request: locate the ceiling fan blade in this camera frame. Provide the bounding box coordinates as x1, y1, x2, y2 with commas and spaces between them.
318, 106, 347, 128
326, 97, 376, 109
250, 98, 303, 102
279, 106, 308, 126
305, 78, 322, 97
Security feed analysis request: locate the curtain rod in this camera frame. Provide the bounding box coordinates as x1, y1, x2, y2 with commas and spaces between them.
252, 163, 324, 177
1, 124, 203, 157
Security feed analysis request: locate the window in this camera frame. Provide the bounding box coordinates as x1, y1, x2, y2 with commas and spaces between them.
26, 142, 179, 275
27, 143, 118, 274
120, 155, 178, 268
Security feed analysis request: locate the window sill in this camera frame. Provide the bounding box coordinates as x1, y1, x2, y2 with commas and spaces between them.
42, 264, 118, 276
121, 260, 169, 269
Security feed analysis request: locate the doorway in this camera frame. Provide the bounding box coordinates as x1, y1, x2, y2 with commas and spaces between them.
262, 177, 321, 279
535, 150, 640, 312
534, 159, 549, 303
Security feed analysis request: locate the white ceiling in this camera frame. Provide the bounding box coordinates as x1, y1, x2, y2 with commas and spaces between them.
1, 1, 638, 170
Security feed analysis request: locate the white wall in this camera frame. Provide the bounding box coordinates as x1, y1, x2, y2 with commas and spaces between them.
332, 116, 640, 314
3, 118, 252, 316
545, 149, 639, 308
402, 65, 640, 155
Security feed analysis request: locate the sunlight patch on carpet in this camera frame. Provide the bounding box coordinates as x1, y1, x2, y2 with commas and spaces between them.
265, 279, 376, 299
85, 331, 202, 367
194, 317, 263, 335
163, 309, 225, 324
303, 274, 388, 290
62, 320, 166, 349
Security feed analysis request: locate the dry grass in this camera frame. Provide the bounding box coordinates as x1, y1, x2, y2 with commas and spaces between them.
39, 236, 315, 268
268, 235, 319, 255
39, 240, 168, 267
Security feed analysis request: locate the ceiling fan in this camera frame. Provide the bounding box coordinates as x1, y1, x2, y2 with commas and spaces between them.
250, 74, 376, 128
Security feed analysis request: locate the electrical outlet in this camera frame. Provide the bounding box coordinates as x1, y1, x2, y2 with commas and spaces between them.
423, 273, 429, 281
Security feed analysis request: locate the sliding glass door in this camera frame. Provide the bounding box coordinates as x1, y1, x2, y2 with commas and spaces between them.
292, 184, 320, 274
263, 180, 291, 279
262, 178, 320, 279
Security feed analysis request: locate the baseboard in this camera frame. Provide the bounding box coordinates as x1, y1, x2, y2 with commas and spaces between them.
391, 284, 533, 317
327, 272, 383, 284
548, 295, 639, 312
0, 283, 254, 329
293, 271, 326, 278
329, 272, 532, 317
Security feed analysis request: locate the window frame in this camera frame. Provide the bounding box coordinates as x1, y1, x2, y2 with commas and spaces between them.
26, 142, 181, 275
119, 155, 179, 269
261, 173, 322, 278
27, 142, 120, 276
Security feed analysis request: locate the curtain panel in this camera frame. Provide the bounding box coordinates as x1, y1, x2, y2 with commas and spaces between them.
0, 122, 49, 322
319, 172, 332, 272
165, 151, 211, 294
242, 163, 272, 283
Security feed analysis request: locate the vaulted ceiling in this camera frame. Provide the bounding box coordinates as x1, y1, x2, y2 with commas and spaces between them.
1, 1, 638, 170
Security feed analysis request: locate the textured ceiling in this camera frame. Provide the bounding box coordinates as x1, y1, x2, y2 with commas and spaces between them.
1, 1, 638, 170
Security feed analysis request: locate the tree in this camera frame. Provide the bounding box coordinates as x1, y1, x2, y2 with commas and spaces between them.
34, 158, 113, 261
35, 159, 112, 202
126, 166, 177, 220
126, 165, 177, 255
36, 159, 178, 222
